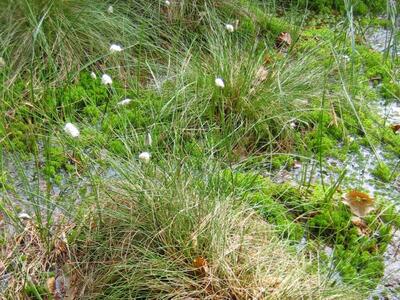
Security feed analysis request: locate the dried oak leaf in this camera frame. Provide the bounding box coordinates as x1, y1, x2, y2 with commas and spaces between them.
255, 66, 269, 83
391, 124, 400, 133
351, 216, 371, 236
47, 277, 56, 296
192, 256, 209, 276
342, 190, 374, 217
276, 32, 292, 48
263, 54, 273, 65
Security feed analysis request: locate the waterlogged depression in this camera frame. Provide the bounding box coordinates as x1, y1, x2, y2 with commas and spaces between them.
274, 25, 400, 298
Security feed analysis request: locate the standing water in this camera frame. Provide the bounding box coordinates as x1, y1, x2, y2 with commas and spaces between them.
273, 24, 400, 298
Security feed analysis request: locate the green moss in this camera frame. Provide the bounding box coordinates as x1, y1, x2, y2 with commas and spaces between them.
304, 131, 336, 154
307, 202, 388, 288
6, 121, 37, 153
83, 105, 101, 121
381, 79, 400, 99
372, 162, 392, 182
222, 169, 393, 289
271, 154, 294, 170
279, 0, 387, 15
379, 204, 400, 228
348, 140, 361, 153
109, 140, 127, 156
43, 146, 68, 178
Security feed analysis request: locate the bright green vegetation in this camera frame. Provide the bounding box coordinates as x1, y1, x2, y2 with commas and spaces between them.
225, 170, 399, 289
372, 162, 393, 182
278, 0, 389, 15
1, 0, 399, 299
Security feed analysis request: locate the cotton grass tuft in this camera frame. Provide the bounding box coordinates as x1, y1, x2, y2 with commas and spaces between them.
101, 74, 113, 85
117, 98, 132, 106
109, 44, 123, 53
138, 152, 151, 163
64, 123, 80, 137
225, 23, 235, 32
215, 77, 225, 88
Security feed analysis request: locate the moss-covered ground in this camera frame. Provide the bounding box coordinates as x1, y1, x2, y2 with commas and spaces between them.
1, 0, 399, 299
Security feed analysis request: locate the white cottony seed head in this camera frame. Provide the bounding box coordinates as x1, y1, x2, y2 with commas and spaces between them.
64, 123, 80, 138
165, 0, 171, 6
110, 44, 123, 53
215, 77, 225, 88
18, 213, 32, 220
117, 98, 132, 106
90, 72, 97, 79
139, 152, 151, 163
101, 74, 112, 85
107, 5, 113, 13
146, 132, 152, 146
225, 23, 235, 32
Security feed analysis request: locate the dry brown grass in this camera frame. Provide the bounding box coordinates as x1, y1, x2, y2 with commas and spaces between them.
0, 215, 75, 299
67, 175, 361, 300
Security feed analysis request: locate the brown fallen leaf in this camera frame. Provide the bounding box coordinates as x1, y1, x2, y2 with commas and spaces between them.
250, 66, 270, 94
5, 109, 15, 119
342, 190, 374, 217
351, 216, 371, 236
0, 260, 5, 273
193, 256, 209, 276
263, 54, 273, 65
276, 32, 292, 48
255, 66, 269, 83
47, 277, 56, 296
391, 124, 400, 133
53, 238, 68, 265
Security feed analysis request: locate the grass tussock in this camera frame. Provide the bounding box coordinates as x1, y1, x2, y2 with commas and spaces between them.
1, 0, 399, 298
70, 163, 360, 299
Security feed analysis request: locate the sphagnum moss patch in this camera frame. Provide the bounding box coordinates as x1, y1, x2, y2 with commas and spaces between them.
1, 0, 399, 299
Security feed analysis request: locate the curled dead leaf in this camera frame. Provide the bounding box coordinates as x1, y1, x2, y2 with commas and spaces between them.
263, 54, 273, 65
47, 277, 56, 296
193, 256, 209, 276
351, 216, 371, 236
53, 239, 68, 265
276, 32, 292, 48
0, 260, 5, 273
369, 75, 382, 87
342, 190, 374, 217
293, 160, 301, 169
391, 124, 400, 134
255, 66, 269, 83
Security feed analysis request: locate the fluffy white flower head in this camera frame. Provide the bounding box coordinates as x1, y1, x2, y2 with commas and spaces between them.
165, 0, 171, 6
117, 98, 132, 106
225, 23, 235, 32
64, 123, 80, 138
215, 77, 225, 88
110, 44, 123, 53
139, 152, 151, 163
146, 132, 152, 146
101, 74, 113, 85
90, 72, 97, 79
18, 212, 31, 220
107, 5, 113, 13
